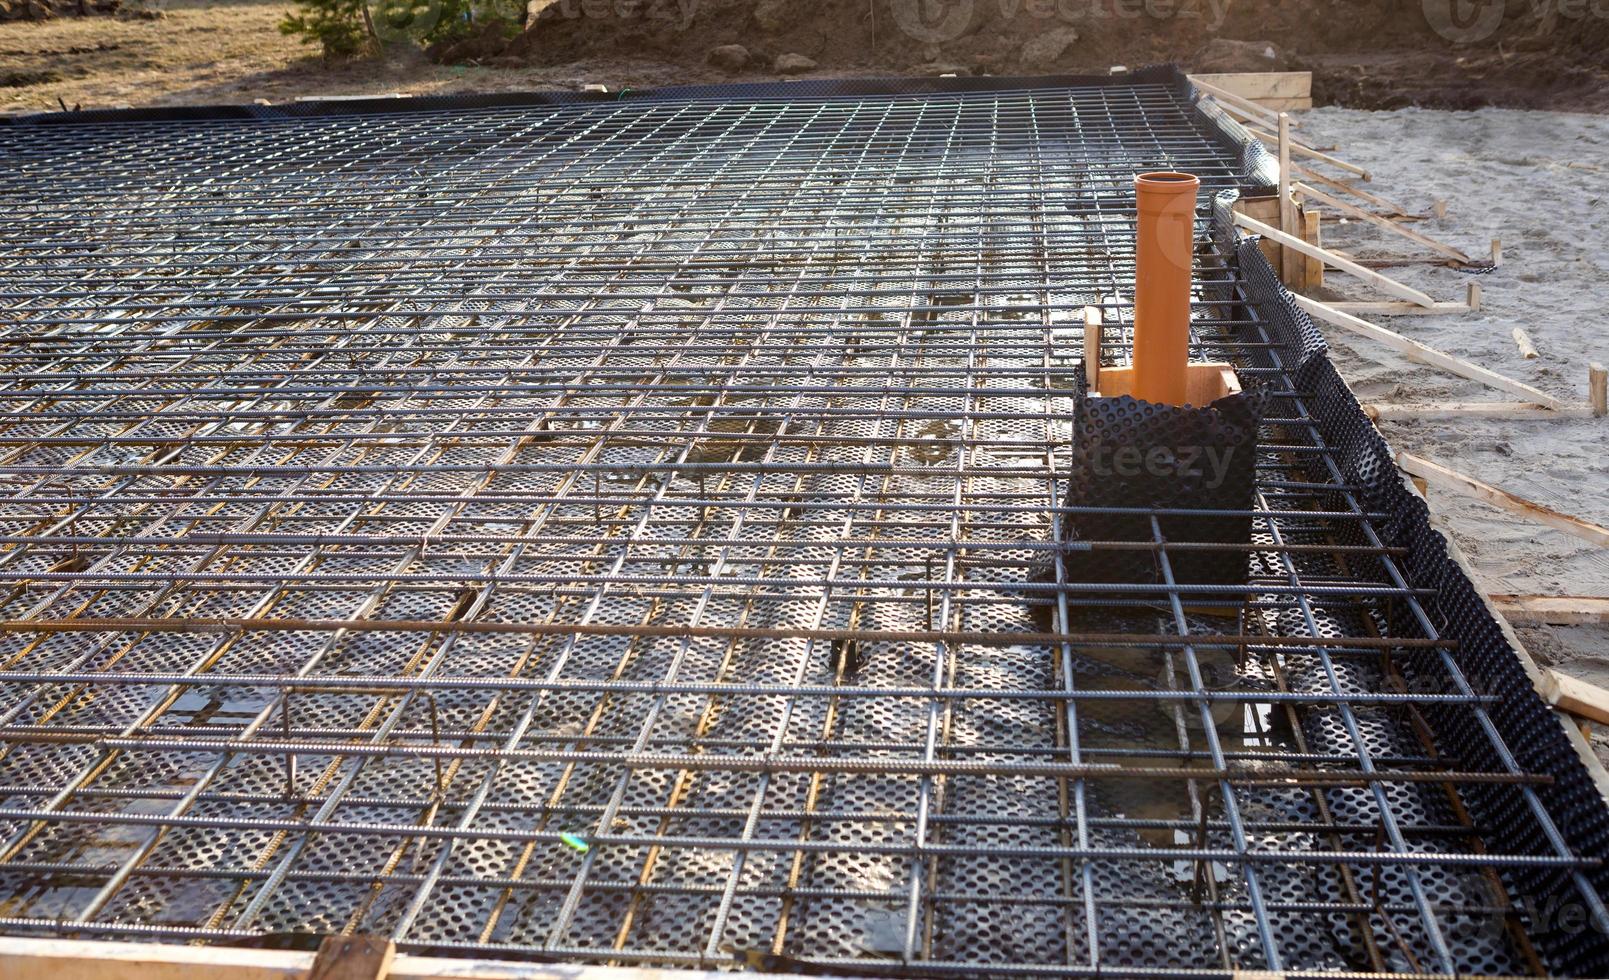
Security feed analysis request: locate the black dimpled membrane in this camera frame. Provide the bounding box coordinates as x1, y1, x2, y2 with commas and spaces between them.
1060, 368, 1269, 587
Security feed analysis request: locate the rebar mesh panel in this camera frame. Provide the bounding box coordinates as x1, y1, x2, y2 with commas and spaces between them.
0, 74, 1603, 979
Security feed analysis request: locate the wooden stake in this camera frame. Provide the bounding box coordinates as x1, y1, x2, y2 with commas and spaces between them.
1491, 238, 1503, 266
1512, 328, 1540, 360
1277, 114, 1300, 286
1398, 451, 1609, 548
1235, 212, 1439, 308
1592, 362, 1607, 418
1294, 296, 1566, 410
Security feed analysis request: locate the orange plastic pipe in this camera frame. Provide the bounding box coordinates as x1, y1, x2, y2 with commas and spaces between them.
1131, 172, 1200, 406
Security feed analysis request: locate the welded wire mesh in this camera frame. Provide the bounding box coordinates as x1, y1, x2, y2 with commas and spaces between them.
0, 75, 1603, 978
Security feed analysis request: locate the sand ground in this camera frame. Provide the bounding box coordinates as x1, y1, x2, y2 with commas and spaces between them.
1298, 106, 1609, 760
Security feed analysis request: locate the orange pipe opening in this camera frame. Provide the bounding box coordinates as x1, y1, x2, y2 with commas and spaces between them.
1131, 171, 1201, 407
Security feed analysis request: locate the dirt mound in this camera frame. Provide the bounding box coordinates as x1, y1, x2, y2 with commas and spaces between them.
466, 0, 1608, 112
2, 0, 122, 20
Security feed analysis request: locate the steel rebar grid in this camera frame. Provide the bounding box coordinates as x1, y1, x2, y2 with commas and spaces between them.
0, 78, 1603, 978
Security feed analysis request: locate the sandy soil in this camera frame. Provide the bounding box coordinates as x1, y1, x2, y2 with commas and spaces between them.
1298, 105, 1609, 762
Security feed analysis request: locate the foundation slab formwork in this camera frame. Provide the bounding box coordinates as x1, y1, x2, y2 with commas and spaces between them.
0, 67, 1604, 978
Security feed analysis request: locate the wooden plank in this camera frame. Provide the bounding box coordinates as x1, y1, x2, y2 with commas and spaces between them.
1189, 76, 1282, 127
1330, 301, 1473, 315
1190, 71, 1313, 102
0, 938, 311, 980
1245, 124, 1369, 179
0, 937, 789, 980
1294, 181, 1472, 264
1512, 328, 1540, 360
1398, 451, 1609, 548
1492, 595, 1609, 627
1365, 402, 1593, 421
1329, 283, 1480, 316
1235, 213, 1439, 308
1294, 163, 1413, 215
310, 936, 395, 980
1593, 362, 1607, 418
1539, 669, 1609, 727
1295, 296, 1567, 410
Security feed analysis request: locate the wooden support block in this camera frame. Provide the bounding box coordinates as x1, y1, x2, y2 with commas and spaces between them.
1189, 76, 1283, 128
1492, 595, 1609, 627
1468, 280, 1482, 312
1189, 71, 1313, 105
1294, 296, 1566, 410
1592, 362, 1607, 418
1538, 669, 1609, 727
1092, 362, 1240, 405
1233, 195, 1285, 274
310, 936, 395, 980
1302, 206, 1324, 290
1491, 238, 1503, 266
1235, 212, 1439, 308
1398, 451, 1609, 548
1512, 328, 1540, 360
